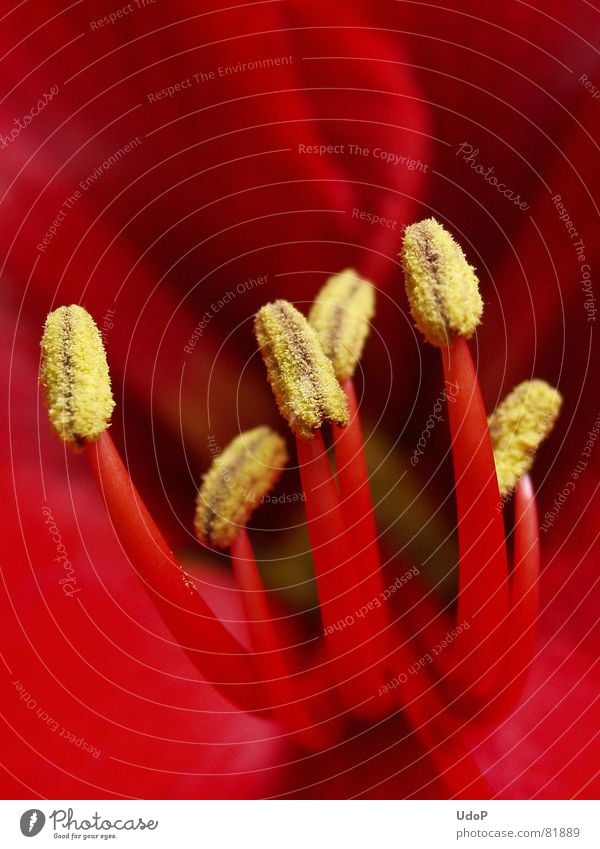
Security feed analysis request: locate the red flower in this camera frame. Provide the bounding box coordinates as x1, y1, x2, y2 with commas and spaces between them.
1, 1, 597, 799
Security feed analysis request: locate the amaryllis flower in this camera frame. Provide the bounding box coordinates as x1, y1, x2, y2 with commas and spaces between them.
1, 1, 598, 800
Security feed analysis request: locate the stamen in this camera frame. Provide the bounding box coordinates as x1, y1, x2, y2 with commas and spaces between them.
489, 380, 562, 497
40, 308, 265, 713
308, 268, 375, 380
194, 426, 288, 548
400, 218, 510, 695
254, 300, 349, 439
309, 272, 391, 675
197, 428, 339, 744
256, 298, 391, 715
40, 305, 114, 445
476, 474, 541, 723
401, 218, 483, 347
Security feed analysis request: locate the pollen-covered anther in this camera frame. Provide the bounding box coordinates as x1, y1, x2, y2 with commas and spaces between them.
194, 426, 289, 548
489, 380, 562, 497
40, 304, 115, 446
308, 268, 375, 380
254, 300, 350, 439
401, 217, 483, 347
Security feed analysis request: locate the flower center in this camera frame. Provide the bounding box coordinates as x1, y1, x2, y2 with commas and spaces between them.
38, 219, 561, 796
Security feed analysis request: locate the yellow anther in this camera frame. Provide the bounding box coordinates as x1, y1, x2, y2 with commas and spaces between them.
489, 380, 562, 497
401, 217, 483, 347
194, 426, 288, 548
308, 268, 375, 380
40, 305, 114, 446
254, 300, 349, 439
